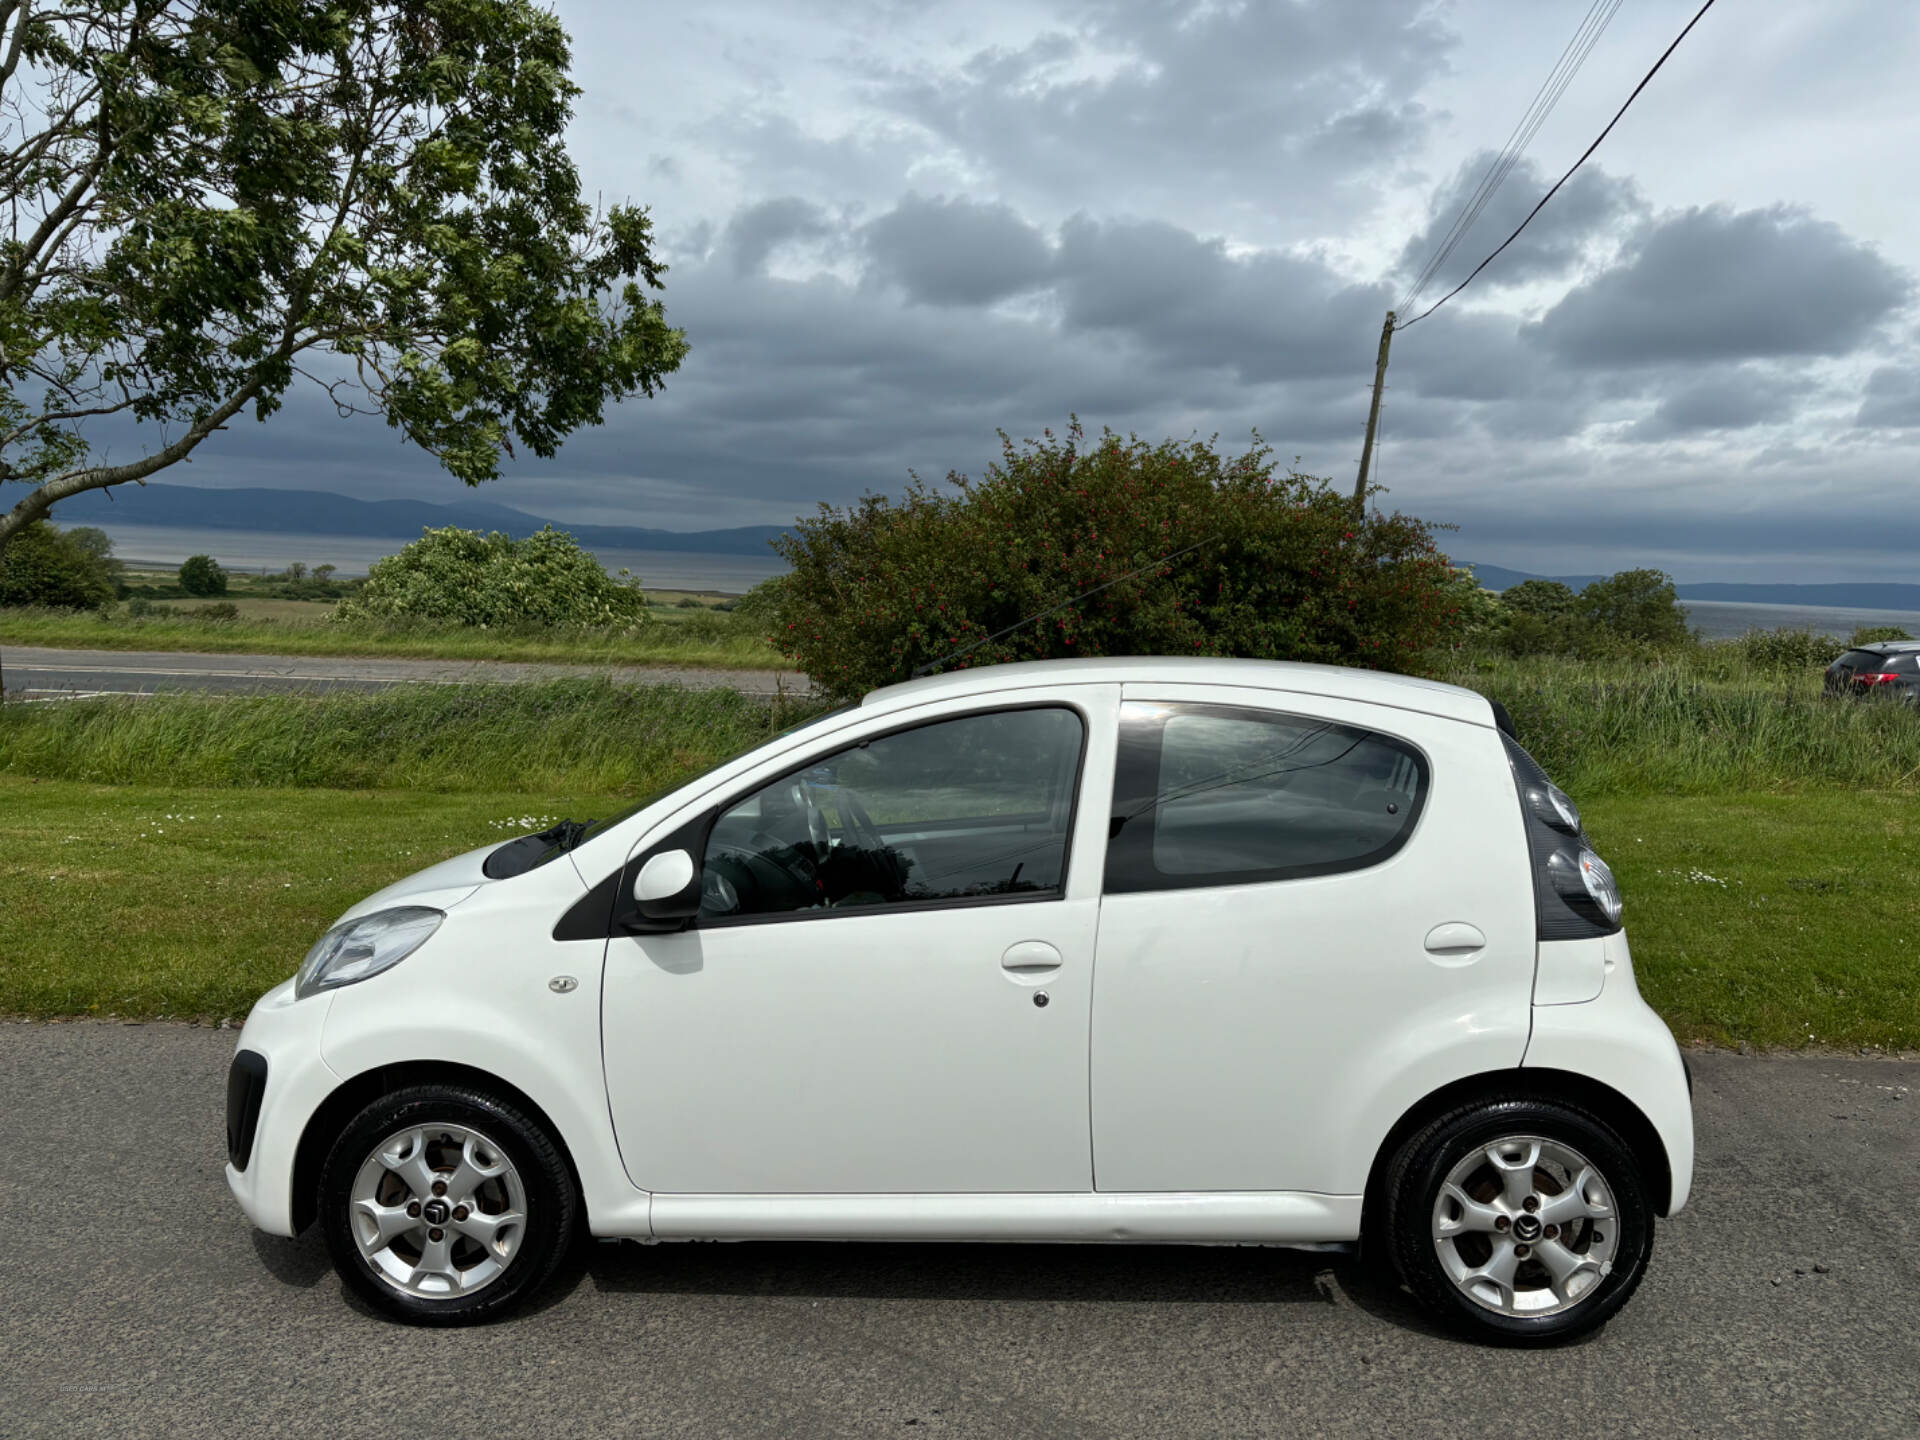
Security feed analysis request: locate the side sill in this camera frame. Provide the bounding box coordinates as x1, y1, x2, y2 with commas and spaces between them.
644, 1191, 1363, 1244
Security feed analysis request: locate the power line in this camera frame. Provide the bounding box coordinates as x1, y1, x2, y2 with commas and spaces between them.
1399, 0, 1624, 314
1399, 0, 1721, 332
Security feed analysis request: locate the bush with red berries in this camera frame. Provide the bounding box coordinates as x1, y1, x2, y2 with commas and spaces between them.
760, 421, 1466, 699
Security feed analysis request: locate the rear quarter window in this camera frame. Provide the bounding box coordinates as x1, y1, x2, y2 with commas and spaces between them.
1105, 701, 1428, 894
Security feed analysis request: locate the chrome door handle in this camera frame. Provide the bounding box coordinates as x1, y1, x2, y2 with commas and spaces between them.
1424, 922, 1487, 957
1001, 941, 1062, 973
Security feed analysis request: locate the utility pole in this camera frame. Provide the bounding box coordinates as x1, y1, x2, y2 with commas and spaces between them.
1352, 309, 1395, 510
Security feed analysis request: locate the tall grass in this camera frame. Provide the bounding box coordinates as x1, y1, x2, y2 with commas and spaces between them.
0, 603, 784, 669
1437, 651, 1920, 796
0, 679, 828, 794
4, 639, 1914, 800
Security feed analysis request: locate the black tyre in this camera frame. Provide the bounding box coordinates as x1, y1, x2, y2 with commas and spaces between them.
318, 1084, 578, 1326
1383, 1095, 1654, 1345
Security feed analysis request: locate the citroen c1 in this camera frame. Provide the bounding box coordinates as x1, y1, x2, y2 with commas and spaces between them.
225, 657, 1692, 1343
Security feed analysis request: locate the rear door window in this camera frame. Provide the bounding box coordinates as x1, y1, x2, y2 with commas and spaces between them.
1105, 701, 1428, 894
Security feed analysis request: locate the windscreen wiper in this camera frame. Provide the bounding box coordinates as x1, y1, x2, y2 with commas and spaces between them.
544, 818, 594, 852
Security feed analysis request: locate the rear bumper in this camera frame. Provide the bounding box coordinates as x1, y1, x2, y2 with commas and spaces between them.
1524, 932, 1695, 1216
223, 980, 341, 1236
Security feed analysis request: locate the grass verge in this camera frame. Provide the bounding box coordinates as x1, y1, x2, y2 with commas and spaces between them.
0, 604, 785, 669
0, 679, 827, 794
1584, 791, 1917, 1050
0, 778, 622, 1018
2, 776, 1914, 1046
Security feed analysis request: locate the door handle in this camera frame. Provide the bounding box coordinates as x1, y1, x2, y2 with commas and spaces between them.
1424, 922, 1487, 958
1001, 941, 1062, 973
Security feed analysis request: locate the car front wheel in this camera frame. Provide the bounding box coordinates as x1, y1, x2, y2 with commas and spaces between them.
1384, 1096, 1654, 1344
318, 1084, 578, 1325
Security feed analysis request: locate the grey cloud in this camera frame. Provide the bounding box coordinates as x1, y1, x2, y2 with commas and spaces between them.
862, 194, 1054, 306
1396, 154, 1645, 297
1051, 215, 1387, 383
878, 0, 1451, 217
720, 196, 834, 276
1856, 364, 1920, 429
1527, 204, 1910, 368
1628, 369, 1810, 441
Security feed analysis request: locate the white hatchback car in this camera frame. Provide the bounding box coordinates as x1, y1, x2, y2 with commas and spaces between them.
226, 657, 1692, 1342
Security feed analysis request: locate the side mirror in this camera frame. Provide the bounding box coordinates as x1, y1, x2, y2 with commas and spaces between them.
626, 848, 701, 931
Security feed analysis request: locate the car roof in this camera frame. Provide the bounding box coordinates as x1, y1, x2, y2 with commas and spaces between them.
1850, 640, 1920, 656
861, 656, 1496, 727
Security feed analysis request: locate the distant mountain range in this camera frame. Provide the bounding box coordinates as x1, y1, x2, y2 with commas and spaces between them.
44, 483, 1920, 610
1461, 561, 1920, 613
51, 483, 789, 557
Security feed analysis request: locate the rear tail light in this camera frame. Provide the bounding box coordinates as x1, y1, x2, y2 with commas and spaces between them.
1857, 672, 1898, 686
1547, 846, 1623, 928
1501, 733, 1623, 939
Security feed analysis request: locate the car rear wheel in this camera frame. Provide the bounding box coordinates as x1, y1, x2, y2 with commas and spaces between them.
1384, 1096, 1654, 1344
318, 1085, 577, 1325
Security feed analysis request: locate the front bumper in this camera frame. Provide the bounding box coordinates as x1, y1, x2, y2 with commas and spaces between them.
223, 979, 342, 1236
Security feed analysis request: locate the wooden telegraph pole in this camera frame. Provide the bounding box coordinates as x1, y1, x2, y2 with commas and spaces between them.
1352, 309, 1395, 510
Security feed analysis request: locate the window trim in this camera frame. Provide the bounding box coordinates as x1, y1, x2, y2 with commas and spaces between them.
1104, 700, 1431, 895
688, 699, 1093, 931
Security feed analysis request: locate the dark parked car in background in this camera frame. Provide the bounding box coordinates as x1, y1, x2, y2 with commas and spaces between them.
1825, 642, 1920, 704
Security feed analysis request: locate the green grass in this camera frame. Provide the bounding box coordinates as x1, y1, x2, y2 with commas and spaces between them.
0, 778, 624, 1019
1584, 791, 1918, 1050
4, 654, 1916, 1043
0, 679, 826, 794
1435, 651, 1920, 796
0, 603, 785, 669
1, 775, 1913, 1045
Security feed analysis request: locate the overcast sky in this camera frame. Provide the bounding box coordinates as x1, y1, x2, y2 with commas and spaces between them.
142, 1, 1920, 581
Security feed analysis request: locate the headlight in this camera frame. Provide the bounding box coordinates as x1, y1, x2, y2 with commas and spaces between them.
1525, 782, 1582, 836
295, 906, 443, 1000
1547, 846, 1623, 927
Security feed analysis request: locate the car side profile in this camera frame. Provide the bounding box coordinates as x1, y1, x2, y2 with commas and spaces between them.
225, 657, 1693, 1343
1824, 640, 1920, 704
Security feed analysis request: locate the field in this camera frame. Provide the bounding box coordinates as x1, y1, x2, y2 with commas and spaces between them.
0, 575, 785, 670
2, 657, 1917, 1046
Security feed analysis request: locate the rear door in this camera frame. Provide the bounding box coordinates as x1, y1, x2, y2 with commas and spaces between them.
1089, 685, 1536, 1196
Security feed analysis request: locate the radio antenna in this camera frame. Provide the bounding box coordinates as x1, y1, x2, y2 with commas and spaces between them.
910, 532, 1223, 680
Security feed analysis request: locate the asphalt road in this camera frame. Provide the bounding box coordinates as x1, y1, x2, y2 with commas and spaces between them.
0, 645, 811, 699
0, 1023, 1913, 1439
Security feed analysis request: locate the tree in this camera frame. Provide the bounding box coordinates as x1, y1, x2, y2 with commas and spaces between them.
284, 561, 308, 582
1500, 579, 1577, 617
178, 552, 225, 595
759, 422, 1464, 700
1576, 568, 1690, 647
312, 563, 336, 583
0, 0, 688, 694
0, 517, 115, 606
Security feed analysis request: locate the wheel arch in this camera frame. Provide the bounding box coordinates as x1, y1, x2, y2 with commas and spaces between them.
290, 1060, 587, 1235
1360, 1067, 1674, 1254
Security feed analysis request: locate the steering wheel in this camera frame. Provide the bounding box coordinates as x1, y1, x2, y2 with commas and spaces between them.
839, 791, 889, 855
789, 780, 831, 857
838, 791, 908, 900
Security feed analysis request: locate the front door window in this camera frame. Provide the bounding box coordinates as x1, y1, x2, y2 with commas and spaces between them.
699, 706, 1085, 921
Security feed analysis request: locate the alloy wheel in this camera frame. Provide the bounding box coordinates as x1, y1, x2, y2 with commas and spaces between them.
347, 1122, 528, 1299
1430, 1133, 1618, 1317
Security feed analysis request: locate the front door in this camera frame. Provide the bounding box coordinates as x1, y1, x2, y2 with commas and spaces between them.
603, 689, 1117, 1195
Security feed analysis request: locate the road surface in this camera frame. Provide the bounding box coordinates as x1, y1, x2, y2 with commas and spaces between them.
0, 644, 810, 699
0, 1022, 1912, 1438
